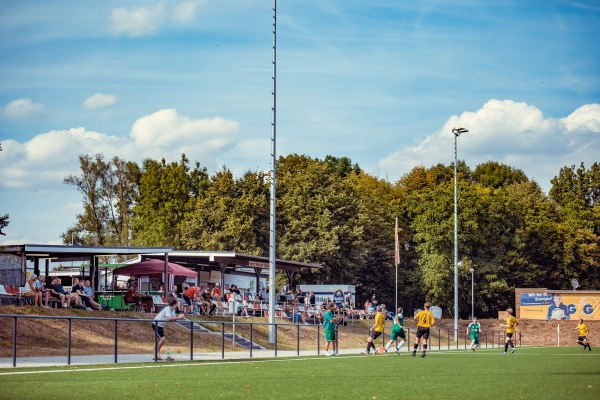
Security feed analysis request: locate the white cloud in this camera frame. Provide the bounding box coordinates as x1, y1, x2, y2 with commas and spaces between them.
378, 100, 600, 193
1, 98, 44, 118
109, 3, 165, 37
82, 93, 117, 110
127, 108, 240, 157
173, 1, 205, 23
0, 109, 240, 191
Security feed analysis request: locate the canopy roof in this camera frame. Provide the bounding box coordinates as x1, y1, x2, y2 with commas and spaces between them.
112, 259, 196, 278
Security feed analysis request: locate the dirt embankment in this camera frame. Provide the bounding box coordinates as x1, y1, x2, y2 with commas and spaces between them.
1, 305, 597, 357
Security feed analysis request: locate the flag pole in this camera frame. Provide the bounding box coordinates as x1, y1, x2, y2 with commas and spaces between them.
394, 217, 399, 312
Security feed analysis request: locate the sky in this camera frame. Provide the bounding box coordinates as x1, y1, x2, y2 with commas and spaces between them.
1, 0, 599, 246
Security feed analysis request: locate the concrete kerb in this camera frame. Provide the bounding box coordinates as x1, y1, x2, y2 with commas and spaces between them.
0, 345, 488, 369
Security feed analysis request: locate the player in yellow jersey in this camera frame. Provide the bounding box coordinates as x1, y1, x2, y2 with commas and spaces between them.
500, 307, 518, 354
412, 302, 435, 358
576, 318, 591, 351
363, 305, 385, 355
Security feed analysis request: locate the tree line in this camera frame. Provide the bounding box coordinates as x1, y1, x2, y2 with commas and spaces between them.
62, 153, 600, 318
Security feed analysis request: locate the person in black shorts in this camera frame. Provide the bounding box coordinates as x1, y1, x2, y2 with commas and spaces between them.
152, 299, 185, 360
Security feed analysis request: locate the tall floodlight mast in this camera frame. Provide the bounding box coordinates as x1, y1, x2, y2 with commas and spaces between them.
268, 0, 277, 343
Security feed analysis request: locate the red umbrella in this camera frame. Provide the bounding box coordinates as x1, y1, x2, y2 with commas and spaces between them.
112, 259, 196, 278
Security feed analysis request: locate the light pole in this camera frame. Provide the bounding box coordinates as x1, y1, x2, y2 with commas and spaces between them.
470, 267, 474, 319
452, 127, 468, 341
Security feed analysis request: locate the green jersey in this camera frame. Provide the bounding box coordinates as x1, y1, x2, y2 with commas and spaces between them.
324, 310, 335, 331
392, 313, 404, 332
468, 322, 480, 336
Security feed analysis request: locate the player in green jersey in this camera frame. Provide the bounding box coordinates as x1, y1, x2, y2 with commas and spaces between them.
467, 316, 481, 352
384, 307, 406, 354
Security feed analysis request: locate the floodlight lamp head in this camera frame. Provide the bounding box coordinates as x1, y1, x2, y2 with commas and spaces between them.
452, 127, 468, 137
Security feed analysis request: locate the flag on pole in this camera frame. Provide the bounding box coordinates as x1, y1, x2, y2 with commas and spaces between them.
394, 216, 400, 266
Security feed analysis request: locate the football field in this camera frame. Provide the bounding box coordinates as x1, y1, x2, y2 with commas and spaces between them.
0, 347, 597, 399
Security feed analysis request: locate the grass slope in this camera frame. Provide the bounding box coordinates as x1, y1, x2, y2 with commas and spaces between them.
0, 347, 597, 399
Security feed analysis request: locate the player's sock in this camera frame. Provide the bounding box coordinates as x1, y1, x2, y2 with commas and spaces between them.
385, 341, 392, 351
504, 343, 509, 353
397, 340, 405, 350
423, 344, 428, 350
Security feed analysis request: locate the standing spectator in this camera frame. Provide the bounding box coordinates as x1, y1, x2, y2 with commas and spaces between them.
279, 283, 288, 303
467, 316, 481, 352
166, 285, 183, 313
182, 284, 199, 314
309, 291, 316, 306
152, 299, 185, 361
500, 307, 518, 354
324, 303, 338, 356
384, 307, 406, 354
576, 318, 592, 351
363, 305, 385, 355
412, 302, 435, 358
23, 274, 43, 307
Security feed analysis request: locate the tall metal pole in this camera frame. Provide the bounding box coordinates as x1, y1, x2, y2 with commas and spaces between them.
268, 0, 277, 343
470, 268, 474, 318
452, 127, 467, 342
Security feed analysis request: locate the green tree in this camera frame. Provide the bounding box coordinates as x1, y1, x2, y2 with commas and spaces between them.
276, 154, 363, 286
132, 154, 208, 248
0, 213, 9, 236
181, 168, 270, 254
63, 154, 140, 246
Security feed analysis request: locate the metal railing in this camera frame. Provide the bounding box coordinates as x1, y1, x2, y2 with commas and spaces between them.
0, 314, 520, 368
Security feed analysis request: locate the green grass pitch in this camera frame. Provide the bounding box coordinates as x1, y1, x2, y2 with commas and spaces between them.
0, 347, 598, 399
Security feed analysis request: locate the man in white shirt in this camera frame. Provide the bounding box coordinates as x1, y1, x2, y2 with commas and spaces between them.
152, 299, 185, 360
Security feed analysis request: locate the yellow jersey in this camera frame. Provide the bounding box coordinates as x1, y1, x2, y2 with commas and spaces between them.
374, 312, 385, 332
415, 310, 435, 328
577, 323, 589, 337
506, 315, 517, 334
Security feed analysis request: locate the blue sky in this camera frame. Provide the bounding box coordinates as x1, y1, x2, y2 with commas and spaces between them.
1, 0, 599, 245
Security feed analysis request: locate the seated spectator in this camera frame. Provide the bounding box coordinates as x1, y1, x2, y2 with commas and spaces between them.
44, 277, 65, 307
125, 283, 143, 309
23, 274, 43, 307
35, 275, 46, 296
54, 278, 81, 308
260, 287, 268, 302
211, 283, 221, 298
182, 284, 199, 315
65, 278, 84, 309
75, 279, 102, 310
201, 289, 216, 315
245, 288, 255, 302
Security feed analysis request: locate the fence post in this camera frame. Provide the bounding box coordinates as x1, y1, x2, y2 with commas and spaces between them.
296, 324, 300, 356
190, 320, 194, 361
221, 322, 225, 360
250, 323, 253, 358
438, 328, 441, 351
274, 323, 278, 357
317, 324, 321, 355
114, 319, 118, 363
67, 318, 72, 365
12, 316, 17, 368
447, 330, 450, 350
153, 323, 158, 362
